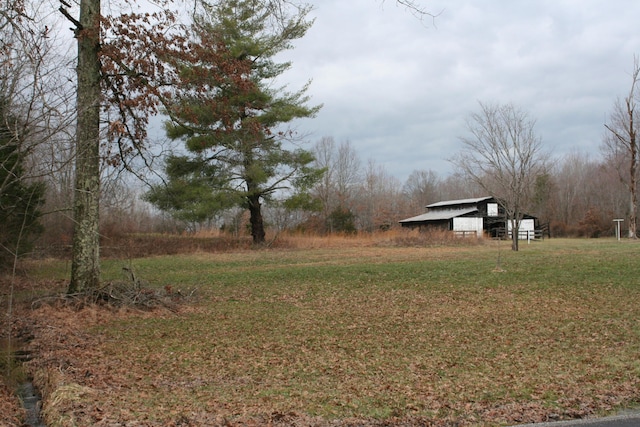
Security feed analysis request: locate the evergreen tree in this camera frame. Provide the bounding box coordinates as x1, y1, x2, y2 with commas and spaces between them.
145, 155, 240, 228
0, 100, 45, 269
151, 0, 322, 243
327, 206, 357, 234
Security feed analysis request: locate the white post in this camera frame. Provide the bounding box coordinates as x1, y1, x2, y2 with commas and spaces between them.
613, 219, 624, 241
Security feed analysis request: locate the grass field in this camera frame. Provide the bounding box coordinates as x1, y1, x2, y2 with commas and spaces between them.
22, 237, 640, 426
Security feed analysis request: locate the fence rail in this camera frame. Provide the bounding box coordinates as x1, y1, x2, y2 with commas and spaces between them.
453, 230, 479, 238
492, 228, 546, 241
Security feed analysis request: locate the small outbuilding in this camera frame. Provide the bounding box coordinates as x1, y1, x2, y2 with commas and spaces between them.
399, 196, 539, 239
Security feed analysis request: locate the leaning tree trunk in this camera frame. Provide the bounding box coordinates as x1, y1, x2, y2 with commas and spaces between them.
68, 0, 102, 293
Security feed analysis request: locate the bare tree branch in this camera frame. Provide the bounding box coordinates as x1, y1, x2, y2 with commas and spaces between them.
451, 102, 549, 251
603, 56, 640, 238
58, 5, 82, 32
386, 0, 443, 23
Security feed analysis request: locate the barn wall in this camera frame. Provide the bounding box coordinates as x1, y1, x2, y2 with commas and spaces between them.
507, 219, 535, 239
453, 217, 484, 236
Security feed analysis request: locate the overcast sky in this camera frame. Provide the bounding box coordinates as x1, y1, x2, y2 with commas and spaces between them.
275, 0, 640, 183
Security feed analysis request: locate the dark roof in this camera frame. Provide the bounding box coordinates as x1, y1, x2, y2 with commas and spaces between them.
426, 196, 493, 209
399, 207, 478, 223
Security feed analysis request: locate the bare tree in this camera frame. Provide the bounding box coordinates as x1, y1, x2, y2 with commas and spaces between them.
1, 1, 76, 263
1, 1, 75, 175
437, 172, 482, 201
313, 136, 336, 225
312, 137, 362, 232
357, 159, 401, 231
550, 151, 593, 227
334, 140, 362, 208
452, 102, 549, 251
402, 169, 442, 213
603, 58, 640, 239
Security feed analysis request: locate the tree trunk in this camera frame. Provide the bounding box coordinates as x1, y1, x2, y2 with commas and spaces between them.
511, 217, 519, 251
247, 192, 265, 244
69, 0, 101, 293
629, 119, 637, 239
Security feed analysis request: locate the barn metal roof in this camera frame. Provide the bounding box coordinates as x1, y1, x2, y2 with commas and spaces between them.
399, 207, 478, 223
426, 196, 493, 209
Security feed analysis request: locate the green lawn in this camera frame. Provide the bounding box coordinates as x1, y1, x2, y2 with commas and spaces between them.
27, 238, 640, 426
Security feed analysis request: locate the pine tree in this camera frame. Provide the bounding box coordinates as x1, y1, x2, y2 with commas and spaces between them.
153, 0, 322, 243
145, 155, 240, 228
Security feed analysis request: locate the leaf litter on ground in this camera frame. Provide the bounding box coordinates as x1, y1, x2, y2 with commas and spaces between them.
8, 239, 640, 426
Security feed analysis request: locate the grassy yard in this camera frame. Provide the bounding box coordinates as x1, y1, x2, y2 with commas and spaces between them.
22, 238, 640, 426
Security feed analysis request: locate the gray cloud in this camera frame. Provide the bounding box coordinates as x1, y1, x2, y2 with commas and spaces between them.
278, 0, 640, 182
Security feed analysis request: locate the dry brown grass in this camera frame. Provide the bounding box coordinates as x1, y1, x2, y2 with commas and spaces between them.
15, 238, 640, 426
16, 237, 640, 427
272, 228, 483, 249
39, 227, 485, 260
0, 384, 24, 426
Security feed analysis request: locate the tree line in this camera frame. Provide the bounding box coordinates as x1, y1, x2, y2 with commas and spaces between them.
302, 132, 630, 243
1, 0, 638, 292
